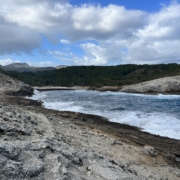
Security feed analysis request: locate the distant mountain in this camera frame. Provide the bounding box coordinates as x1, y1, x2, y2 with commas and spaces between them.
0, 63, 56, 72
5, 63, 30, 68
56, 65, 67, 69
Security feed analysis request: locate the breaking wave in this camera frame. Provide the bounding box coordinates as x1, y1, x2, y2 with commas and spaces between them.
30, 90, 180, 140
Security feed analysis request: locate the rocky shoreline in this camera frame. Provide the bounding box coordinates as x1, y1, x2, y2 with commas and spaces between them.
1, 73, 180, 179
33, 86, 121, 92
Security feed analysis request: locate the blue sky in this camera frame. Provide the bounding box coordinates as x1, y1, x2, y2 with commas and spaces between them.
0, 0, 180, 66
71, 0, 167, 11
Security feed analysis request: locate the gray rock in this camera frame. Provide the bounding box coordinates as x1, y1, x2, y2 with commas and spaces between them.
0, 103, 174, 180
120, 75, 180, 94
0, 73, 34, 96
143, 145, 157, 157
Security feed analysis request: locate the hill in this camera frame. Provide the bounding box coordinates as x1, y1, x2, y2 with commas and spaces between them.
1, 62, 56, 72
1, 63, 180, 87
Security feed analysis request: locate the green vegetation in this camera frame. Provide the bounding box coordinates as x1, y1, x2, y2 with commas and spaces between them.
1, 64, 180, 87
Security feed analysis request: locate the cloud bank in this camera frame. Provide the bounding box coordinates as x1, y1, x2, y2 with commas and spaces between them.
0, 0, 180, 65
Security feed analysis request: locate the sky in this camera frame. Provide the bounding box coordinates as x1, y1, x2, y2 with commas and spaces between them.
0, 0, 180, 67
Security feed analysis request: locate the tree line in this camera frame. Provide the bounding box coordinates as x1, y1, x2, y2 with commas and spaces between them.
1, 64, 180, 87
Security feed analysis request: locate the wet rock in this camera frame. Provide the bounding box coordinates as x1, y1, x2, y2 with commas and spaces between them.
81, 116, 87, 121
61, 113, 69, 118
175, 156, 180, 163
3, 117, 9, 121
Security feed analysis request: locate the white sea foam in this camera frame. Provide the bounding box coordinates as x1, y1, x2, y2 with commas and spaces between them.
112, 113, 179, 139
30, 90, 47, 100
29, 90, 180, 140
102, 91, 180, 99
44, 101, 83, 112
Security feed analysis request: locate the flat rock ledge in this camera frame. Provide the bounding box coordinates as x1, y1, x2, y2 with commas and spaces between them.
0, 96, 180, 180
120, 75, 180, 94
0, 102, 144, 180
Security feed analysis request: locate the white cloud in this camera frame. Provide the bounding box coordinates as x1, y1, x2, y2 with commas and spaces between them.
69, 4, 146, 41
0, 59, 20, 66
27, 60, 56, 67
0, 58, 56, 67
48, 50, 76, 65
0, 0, 180, 65
121, 2, 180, 64
0, 1, 146, 41
0, 59, 14, 66
49, 42, 126, 65
60, 39, 70, 44
75, 42, 125, 65
0, 17, 41, 55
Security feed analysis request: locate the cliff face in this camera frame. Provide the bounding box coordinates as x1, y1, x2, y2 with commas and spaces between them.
0, 73, 33, 96
120, 75, 180, 94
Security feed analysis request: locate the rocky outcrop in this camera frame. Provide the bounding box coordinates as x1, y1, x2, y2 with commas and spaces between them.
0, 73, 33, 96
120, 75, 180, 94
0, 103, 146, 180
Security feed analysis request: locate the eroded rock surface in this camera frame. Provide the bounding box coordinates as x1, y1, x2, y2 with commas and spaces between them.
0, 103, 146, 180
0, 101, 180, 180
120, 75, 180, 94
0, 73, 33, 96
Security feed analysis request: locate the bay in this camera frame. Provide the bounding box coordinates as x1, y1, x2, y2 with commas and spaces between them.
30, 90, 180, 140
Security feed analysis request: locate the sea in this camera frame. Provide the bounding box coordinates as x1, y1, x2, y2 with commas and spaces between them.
30, 90, 180, 140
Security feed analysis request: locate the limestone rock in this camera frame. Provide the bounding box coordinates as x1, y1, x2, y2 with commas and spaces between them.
0, 73, 33, 96
0, 104, 145, 180
120, 75, 180, 94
